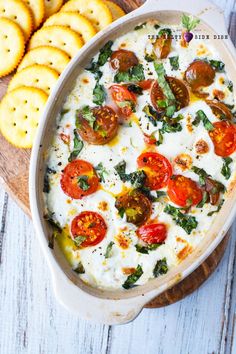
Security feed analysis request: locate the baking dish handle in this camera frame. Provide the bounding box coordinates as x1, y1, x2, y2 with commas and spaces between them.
51, 267, 158, 325
137, 0, 227, 33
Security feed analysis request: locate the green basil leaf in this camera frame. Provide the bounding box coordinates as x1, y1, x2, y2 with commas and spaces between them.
196, 191, 209, 208
135, 243, 160, 254
221, 157, 233, 180
134, 22, 146, 30
143, 104, 160, 127
77, 175, 90, 191
68, 129, 84, 162
227, 81, 233, 92
95, 162, 108, 183
80, 105, 96, 128
73, 262, 85, 274
93, 82, 106, 105
209, 59, 225, 72
104, 241, 115, 258
158, 28, 172, 37
122, 264, 143, 289
114, 160, 127, 181
74, 235, 87, 247
114, 64, 145, 83
87, 41, 113, 74
207, 199, 224, 216
169, 56, 179, 70
153, 258, 168, 277
164, 204, 198, 234
193, 110, 214, 131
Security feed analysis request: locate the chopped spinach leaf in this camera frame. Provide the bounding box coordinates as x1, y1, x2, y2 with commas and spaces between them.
134, 22, 146, 30
104, 241, 115, 258
144, 53, 155, 62
118, 207, 125, 218
114, 160, 127, 181
169, 56, 179, 70
158, 28, 172, 37
80, 105, 96, 128
68, 129, 84, 162
74, 235, 86, 247
153, 257, 168, 277
155, 191, 166, 200
193, 110, 214, 131
164, 204, 198, 234
207, 199, 224, 216
86, 41, 113, 74
93, 82, 106, 105
196, 191, 209, 208
143, 104, 161, 126
73, 262, 85, 274
95, 162, 108, 183
135, 243, 160, 254
209, 59, 225, 72
160, 115, 183, 133
154, 62, 176, 117
122, 264, 143, 289
228, 81, 233, 92
192, 166, 225, 191
221, 157, 233, 180
77, 175, 90, 191
127, 84, 143, 95
114, 64, 145, 83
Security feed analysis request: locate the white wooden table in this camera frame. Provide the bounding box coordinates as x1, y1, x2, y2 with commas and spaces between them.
0, 1, 236, 353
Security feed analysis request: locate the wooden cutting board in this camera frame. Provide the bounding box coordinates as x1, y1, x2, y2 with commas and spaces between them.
0, 0, 232, 307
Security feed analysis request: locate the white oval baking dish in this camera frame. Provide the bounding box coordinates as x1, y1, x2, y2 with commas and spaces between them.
29, 0, 236, 324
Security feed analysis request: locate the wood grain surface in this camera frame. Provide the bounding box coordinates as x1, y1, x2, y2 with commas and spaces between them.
0, 2, 236, 353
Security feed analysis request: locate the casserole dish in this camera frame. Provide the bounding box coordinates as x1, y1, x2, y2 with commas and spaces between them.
29, 0, 236, 324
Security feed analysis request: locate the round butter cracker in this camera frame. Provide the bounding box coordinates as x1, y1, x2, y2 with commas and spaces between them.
8, 64, 59, 96
18, 46, 70, 74
0, 0, 33, 40
44, 0, 63, 18
28, 25, 84, 58
61, 0, 112, 31
22, 0, 45, 29
0, 18, 25, 77
104, 1, 125, 20
44, 12, 96, 43
0, 86, 48, 148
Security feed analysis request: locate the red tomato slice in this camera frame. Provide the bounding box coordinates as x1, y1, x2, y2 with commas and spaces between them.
71, 211, 107, 247
110, 49, 139, 72
60, 160, 99, 199
110, 84, 137, 116
137, 223, 167, 244
138, 79, 153, 90
167, 175, 203, 207
208, 121, 236, 157
137, 152, 172, 190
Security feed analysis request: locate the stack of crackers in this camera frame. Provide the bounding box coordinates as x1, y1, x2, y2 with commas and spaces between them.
0, 0, 125, 148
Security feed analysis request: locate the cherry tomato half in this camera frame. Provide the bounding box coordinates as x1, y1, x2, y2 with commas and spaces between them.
184, 60, 215, 90
137, 223, 167, 244
71, 211, 107, 247
115, 190, 152, 226
208, 121, 236, 157
167, 175, 203, 207
206, 100, 233, 121
137, 152, 172, 190
60, 160, 99, 199
150, 78, 189, 112
110, 84, 137, 116
77, 106, 118, 145
110, 49, 139, 72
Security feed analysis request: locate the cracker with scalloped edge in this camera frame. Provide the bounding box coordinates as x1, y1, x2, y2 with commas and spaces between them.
8, 64, 59, 96
0, 0, 33, 40
22, 0, 45, 29
0, 18, 25, 78
44, 12, 96, 42
61, 0, 112, 31
18, 46, 70, 74
0, 86, 48, 148
44, 0, 63, 18
28, 25, 84, 58
104, 1, 125, 20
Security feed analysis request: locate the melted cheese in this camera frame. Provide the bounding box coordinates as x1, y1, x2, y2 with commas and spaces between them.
44, 20, 236, 290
